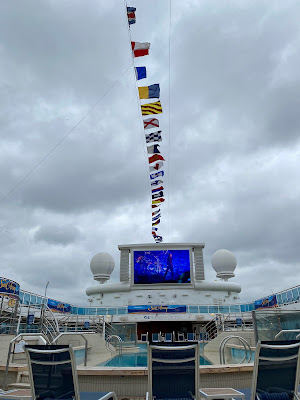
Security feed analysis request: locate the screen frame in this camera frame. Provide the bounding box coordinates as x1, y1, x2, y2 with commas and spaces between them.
130, 245, 194, 288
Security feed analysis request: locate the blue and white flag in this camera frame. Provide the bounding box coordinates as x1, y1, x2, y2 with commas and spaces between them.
135, 67, 147, 80
152, 213, 161, 221
152, 191, 164, 199
151, 179, 163, 186
147, 144, 160, 154
145, 130, 162, 143
150, 171, 164, 180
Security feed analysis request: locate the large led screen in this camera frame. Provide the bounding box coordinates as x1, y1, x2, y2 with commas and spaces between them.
133, 249, 191, 284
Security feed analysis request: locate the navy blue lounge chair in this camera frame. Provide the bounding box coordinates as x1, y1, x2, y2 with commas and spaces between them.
165, 333, 173, 342
187, 333, 196, 342
147, 342, 199, 400
251, 341, 300, 400
24, 345, 117, 400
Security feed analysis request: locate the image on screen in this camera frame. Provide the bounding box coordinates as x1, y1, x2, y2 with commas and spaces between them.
133, 249, 191, 284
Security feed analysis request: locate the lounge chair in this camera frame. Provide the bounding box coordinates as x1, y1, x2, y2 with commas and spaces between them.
141, 333, 148, 342
165, 333, 173, 342
152, 333, 159, 342
147, 342, 199, 400
178, 333, 185, 341
24, 344, 117, 400
251, 340, 300, 400
187, 333, 196, 341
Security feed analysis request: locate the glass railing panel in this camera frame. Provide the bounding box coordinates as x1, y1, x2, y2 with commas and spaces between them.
96, 308, 107, 315
208, 306, 219, 313
24, 293, 30, 303
281, 292, 288, 302
254, 309, 300, 341
219, 305, 230, 313
199, 306, 209, 313
240, 304, 246, 312
117, 308, 127, 315
189, 306, 198, 313
229, 305, 240, 313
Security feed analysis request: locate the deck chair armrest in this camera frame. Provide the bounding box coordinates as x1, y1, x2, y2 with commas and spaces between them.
96, 392, 118, 400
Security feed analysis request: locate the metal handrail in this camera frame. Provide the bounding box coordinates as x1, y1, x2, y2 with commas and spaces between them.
106, 335, 123, 356
275, 329, 300, 339
52, 332, 90, 366
219, 335, 252, 364
3, 332, 50, 390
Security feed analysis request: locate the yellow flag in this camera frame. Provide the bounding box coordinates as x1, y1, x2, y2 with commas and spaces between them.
138, 86, 149, 99
141, 101, 163, 115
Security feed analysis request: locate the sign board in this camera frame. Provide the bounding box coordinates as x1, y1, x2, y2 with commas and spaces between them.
128, 305, 187, 313
0, 278, 20, 298
255, 294, 277, 309
47, 298, 71, 314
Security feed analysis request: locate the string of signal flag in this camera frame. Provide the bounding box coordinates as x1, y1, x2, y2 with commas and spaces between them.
127, 6, 165, 244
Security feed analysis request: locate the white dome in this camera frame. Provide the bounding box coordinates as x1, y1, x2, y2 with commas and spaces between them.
211, 249, 236, 281
90, 253, 115, 283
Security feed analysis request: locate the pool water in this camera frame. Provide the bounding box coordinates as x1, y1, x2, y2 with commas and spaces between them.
99, 343, 211, 367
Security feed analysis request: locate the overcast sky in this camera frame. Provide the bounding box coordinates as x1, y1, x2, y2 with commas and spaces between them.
1, 0, 300, 305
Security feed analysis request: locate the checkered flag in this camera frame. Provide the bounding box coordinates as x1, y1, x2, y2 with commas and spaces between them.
145, 130, 162, 143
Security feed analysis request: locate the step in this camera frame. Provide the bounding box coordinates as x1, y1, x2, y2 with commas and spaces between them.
7, 383, 30, 390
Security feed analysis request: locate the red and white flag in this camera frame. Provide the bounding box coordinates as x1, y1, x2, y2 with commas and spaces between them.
144, 118, 159, 130
149, 162, 163, 172
149, 154, 165, 164
131, 42, 151, 50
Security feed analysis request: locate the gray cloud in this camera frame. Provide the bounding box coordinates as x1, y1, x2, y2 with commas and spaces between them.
0, 0, 299, 306
34, 224, 82, 245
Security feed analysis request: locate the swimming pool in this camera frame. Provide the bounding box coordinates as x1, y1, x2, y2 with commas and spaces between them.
99, 343, 211, 367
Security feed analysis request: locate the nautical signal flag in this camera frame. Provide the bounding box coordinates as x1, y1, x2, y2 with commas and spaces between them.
152, 198, 165, 205
131, 42, 151, 50
150, 171, 164, 180
151, 179, 163, 186
152, 186, 163, 193
147, 144, 160, 154
152, 209, 160, 216
139, 84, 160, 99
144, 118, 159, 130
127, 7, 136, 25
141, 101, 163, 115
152, 191, 164, 199
152, 219, 160, 226
149, 162, 163, 172
152, 226, 158, 232
152, 214, 161, 221
135, 67, 147, 80
132, 43, 150, 58
152, 203, 160, 208
149, 154, 165, 164
155, 236, 163, 243
133, 49, 149, 57
145, 131, 162, 143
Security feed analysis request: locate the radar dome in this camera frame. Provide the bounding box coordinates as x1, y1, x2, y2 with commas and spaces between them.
90, 253, 115, 284
211, 249, 236, 281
